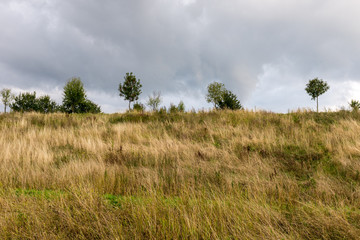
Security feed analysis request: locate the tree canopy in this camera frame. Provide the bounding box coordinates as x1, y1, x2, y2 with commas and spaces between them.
118, 72, 142, 110
62, 77, 101, 113
206, 82, 225, 109
305, 78, 329, 112
218, 90, 242, 110
10, 92, 58, 113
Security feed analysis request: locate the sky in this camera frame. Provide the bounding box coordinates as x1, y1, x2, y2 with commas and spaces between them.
1, 0, 360, 113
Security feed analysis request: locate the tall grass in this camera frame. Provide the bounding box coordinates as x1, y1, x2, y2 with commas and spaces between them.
0, 110, 359, 239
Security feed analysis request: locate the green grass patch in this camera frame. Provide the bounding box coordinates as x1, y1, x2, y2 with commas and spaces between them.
14, 188, 65, 200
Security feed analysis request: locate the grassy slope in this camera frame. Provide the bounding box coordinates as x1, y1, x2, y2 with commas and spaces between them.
0, 110, 360, 239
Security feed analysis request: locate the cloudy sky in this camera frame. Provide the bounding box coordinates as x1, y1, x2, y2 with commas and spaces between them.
1, 0, 360, 113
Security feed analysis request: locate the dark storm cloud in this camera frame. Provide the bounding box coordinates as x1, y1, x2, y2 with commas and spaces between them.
1, 0, 360, 112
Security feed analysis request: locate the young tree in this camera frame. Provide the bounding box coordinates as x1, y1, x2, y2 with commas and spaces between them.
62, 77, 101, 113
146, 91, 162, 111
349, 100, 360, 112
206, 82, 225, 109
305, 78, 330, 112
218, 90, 243, 110
118, 72, 142, 110
62, 77, 87, 113
1, 88, 14, 113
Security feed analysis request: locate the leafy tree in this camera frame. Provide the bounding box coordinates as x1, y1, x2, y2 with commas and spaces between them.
305, 78, 330, 112
10, 92, 59, 113
37, 95, 59, 113
206, 82, 242, 110
10, 92, 38, 112
349, 100, 360, 112
61, 77, 100, 113
146, 91, 162, 112
206, 82, 225, 109
62, 77, 87, 113
218, 90, 242, 110
119, 72, 142, 110
1, 88, 14, 113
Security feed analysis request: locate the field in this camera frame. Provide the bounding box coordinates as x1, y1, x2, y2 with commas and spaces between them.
0, 110, 360, 239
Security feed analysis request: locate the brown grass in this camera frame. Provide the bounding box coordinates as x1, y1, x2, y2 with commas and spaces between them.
0, 110, 360, 239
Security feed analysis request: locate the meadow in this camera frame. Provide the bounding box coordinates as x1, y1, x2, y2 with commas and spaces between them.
0, 110, 360, 239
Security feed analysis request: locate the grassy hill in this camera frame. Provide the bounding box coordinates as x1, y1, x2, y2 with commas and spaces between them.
0, 110, 360, 239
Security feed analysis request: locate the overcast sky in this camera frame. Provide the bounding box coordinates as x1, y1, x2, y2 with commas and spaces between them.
1, 0, 360, 113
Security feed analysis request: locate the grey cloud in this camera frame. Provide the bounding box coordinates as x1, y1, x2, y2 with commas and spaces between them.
1, 0, 360, 112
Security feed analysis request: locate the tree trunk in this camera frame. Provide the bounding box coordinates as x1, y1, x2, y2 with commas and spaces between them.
316, 97, 319, 113
4, 104, 6, 113
129, 101, 131, 111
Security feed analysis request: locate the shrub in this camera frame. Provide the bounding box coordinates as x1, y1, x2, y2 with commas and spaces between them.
133, 102, 145, 112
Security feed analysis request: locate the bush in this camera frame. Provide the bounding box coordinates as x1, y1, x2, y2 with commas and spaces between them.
37, 95, 59, 113
169, 103, 178, 114
133, 102, 145, 112
177, 101, 185, 113
80, 99, 101, 114
218, 90, 242, 110
169, 101, 185, 114
11, 92, 59, 113
158, 106, 167, 114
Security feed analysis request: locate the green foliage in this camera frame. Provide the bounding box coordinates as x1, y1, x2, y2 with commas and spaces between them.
62, 77, 87, 113
305, 78, 330, 112
206, 82, 225, 109
0, 88, 14, 113
177, 101, 185, 113
158, 106, 167, 114
37, 95, 59, 113
349, 100, 360, 111
11, 92, 59, 113
146, 91, 161, 111
169, 101, 186, 114
119, 72, 142, 110
206, 82, 242, 110
218, 90, 242, 110
133, 102, 145, 112
11, 92, 38, 112
80, 99, 101, 114
62, 77, 101, 113
169, 103, 178, 114
15, 188, 64, 200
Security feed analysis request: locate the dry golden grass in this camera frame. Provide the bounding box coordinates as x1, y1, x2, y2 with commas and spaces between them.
0, 110, 360, 239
